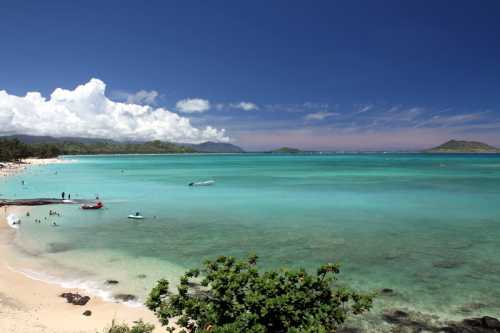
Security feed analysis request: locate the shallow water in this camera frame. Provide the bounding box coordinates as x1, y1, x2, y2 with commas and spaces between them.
2, 153, 500, 325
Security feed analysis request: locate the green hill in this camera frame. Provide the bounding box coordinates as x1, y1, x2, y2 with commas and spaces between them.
426, 140, 500, 153
271, 147, 302, 154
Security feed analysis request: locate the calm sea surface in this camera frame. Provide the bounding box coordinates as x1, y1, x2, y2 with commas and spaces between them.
2, 153, 500, 326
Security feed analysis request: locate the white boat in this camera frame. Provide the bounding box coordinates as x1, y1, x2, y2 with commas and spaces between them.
128, 214, 144, 219
189, 180, 215, 187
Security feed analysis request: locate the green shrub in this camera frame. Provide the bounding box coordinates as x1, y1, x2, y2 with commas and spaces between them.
104, 319, 154, 333
146, 254, 373, 333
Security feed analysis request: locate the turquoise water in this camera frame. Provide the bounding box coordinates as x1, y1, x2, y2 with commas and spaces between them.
2, 154, 500, 326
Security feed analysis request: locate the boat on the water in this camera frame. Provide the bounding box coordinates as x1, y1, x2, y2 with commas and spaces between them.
189, 180, 215, 186
128, 212, 144, 219
81, 201, 103, 210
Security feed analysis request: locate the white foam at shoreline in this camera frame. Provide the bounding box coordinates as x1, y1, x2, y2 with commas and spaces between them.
6, 214, 21, 229
6, 264, 143, 308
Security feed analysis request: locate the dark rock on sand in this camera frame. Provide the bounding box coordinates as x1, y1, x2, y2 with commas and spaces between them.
60, 292, 91, 306
105, 279, 119, 285
114, 293, 137, 302
442, 316, 500, 332
83, 310, 92, 316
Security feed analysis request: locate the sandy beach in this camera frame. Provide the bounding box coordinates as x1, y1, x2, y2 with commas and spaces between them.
0, 159, 167, 333
0, 158, 73, 178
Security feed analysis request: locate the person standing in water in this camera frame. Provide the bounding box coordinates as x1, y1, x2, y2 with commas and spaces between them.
61, 192, 65, 200
68, 193, 71, 200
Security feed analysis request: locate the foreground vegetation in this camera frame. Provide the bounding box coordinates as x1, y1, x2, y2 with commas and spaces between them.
104, 320, 154, 333
146, 254, 373, 333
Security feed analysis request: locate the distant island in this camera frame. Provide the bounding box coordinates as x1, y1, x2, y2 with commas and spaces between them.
270, 147, 302, 154
0, 135, 244, 161
426, 140, 500, 153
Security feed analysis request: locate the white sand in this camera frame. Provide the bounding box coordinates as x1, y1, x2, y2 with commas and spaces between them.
0, 158, 73, 178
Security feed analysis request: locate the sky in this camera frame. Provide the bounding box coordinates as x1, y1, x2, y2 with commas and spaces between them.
1, 0, 499, 150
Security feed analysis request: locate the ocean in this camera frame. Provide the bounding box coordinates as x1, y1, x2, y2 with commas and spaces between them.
2, 153, 500, 327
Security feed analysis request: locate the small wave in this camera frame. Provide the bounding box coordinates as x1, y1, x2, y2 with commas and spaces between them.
6, 214, 21, 229
7, 265, 143, 308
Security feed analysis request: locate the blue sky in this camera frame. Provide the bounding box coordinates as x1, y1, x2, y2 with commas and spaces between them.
1, 1, 499, 150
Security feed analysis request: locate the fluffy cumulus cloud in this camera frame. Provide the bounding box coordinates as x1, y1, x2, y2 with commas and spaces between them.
176, 98, 211, 113
0, 79, 229, 143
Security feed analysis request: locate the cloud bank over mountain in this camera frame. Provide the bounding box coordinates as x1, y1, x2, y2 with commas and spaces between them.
0, 79, 229, 143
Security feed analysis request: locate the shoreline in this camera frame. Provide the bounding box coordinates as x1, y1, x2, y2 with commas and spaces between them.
0, 207, 166, 333
0, 157, 74, 178
0, 158, 167, 332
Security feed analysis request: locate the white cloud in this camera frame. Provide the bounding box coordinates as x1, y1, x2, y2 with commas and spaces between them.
231, 102, 258, 111
0, 79, 229, 143
356, 104, 373, 114
126, 90, 159, 105
111, 89, 160, 105
176, 98, 211, 113
304, 111, 339, 121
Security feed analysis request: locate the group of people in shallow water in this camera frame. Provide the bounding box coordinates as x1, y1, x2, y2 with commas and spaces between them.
61, 192, 71, 200
29, 210, 60, 227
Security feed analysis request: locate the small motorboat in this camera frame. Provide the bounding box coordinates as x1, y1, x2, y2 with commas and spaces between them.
128, 212, 144, 219
81, 201, 103, 210
189, 180, 215, 187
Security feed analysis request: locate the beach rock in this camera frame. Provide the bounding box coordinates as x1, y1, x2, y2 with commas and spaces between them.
442, 316, 500, 332
105, 279, 119, 285
114, 293, 137, 302
383, 310, 409, 324
382, 309, 438, 332
73, 296, 91, 306
82, 310, 92, 316
60, 292, 91, 306
380, 288, 395, 295
136, 274, 147, 279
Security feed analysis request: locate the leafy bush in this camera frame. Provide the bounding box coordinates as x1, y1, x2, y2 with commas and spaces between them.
146, 254, 373, 333
104, 319, 154, 333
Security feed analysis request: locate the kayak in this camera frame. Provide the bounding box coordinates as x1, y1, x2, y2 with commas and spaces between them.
189, 180, 215, 186
128, 215, 144, 219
